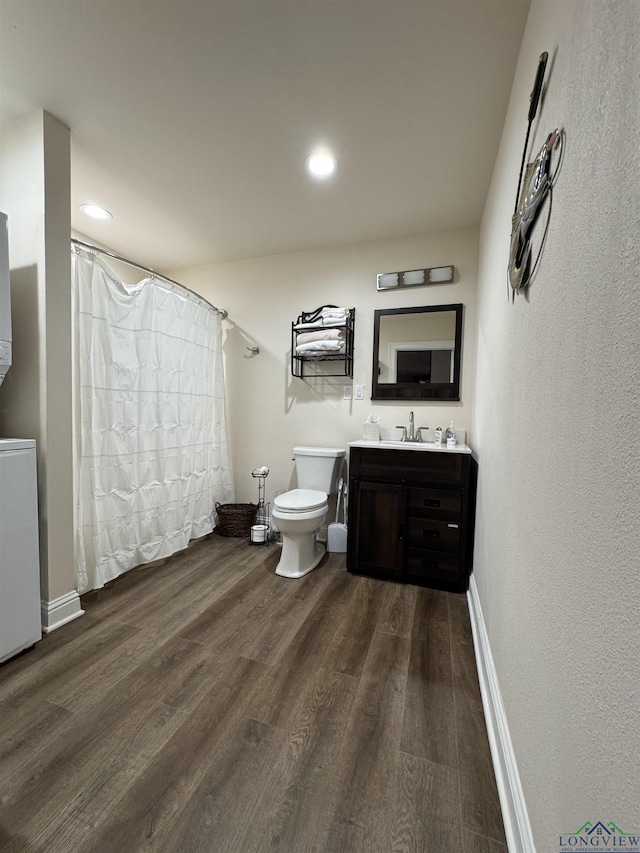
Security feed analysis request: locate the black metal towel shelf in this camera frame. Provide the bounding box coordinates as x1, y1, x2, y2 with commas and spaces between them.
291, 305, 355, 379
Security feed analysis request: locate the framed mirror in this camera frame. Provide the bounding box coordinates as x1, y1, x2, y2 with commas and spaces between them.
372, 304, 463, 400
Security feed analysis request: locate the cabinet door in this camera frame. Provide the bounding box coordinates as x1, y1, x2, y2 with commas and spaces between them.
351, 479, 404, 578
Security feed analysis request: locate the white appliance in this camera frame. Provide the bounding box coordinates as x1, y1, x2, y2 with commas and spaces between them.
0, 439, 42, 663
0, 212, 11, 387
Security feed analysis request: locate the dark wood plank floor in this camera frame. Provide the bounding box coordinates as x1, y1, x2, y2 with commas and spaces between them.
0, 535, 506, 853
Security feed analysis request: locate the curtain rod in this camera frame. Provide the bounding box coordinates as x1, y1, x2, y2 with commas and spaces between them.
71, 238, 228, 319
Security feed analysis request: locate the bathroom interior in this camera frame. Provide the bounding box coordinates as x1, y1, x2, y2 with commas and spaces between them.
0, 2, 638, 852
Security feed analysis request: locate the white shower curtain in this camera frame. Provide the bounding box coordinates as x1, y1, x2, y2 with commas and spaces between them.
72, 247, 234, 594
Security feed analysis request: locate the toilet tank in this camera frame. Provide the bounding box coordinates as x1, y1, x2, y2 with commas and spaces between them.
293, 446, 345, 494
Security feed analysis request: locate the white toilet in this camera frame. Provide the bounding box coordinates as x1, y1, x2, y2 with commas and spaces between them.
272, 446, 346, 579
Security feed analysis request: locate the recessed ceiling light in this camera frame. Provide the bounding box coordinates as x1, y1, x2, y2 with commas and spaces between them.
80, 203, 112, 221
305, 151, 338, 179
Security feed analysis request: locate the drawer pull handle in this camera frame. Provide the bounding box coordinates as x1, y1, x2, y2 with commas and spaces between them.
448, 523, 459, 529
422, 530, 439, 539
424, 499, 440, 507
422, 560, 438, 569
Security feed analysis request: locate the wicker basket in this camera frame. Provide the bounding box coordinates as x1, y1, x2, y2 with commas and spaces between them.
215, 502, 258, 537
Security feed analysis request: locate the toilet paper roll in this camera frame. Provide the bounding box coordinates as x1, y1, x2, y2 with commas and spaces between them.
250, 524, 268, 543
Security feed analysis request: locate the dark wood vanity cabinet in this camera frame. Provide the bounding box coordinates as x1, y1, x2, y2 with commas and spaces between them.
347, 446, 477, 592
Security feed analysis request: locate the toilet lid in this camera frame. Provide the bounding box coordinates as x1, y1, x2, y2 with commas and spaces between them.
274, 489, 327, 512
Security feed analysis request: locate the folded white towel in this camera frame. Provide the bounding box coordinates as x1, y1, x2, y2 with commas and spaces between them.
296, 329, 344, 345
296, 340, 346, 354
294, 322, 324, 331
321, 307, 348, 318
297, 349, 346, 359
293, 319, 347, 331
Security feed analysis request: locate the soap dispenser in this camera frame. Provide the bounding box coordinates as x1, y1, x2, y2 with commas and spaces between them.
445, 421, 456, 447
434, 427, 443, 446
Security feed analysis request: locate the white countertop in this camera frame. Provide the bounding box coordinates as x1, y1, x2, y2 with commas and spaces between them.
349, 439, 472, 455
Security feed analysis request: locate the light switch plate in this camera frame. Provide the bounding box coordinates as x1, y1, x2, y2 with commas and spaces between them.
343, 386, 352, 400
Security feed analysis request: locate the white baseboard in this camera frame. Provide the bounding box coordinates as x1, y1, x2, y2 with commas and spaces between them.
41, 590, 84, 634
467, 576, 535, 853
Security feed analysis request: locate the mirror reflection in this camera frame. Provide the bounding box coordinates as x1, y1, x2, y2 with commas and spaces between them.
372, 304, 462, 401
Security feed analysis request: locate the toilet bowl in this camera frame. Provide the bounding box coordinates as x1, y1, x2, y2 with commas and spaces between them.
272, 489, 328, 578
273, 446, 345, 579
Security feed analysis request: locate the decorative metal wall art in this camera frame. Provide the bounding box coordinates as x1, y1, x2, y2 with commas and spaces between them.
508, 52, 564, 299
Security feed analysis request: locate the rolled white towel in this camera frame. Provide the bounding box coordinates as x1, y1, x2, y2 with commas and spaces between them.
294, 309, 350, 331
296, 329, 343, 345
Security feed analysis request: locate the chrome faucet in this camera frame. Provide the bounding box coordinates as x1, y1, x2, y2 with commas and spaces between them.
395, 411, 429, 442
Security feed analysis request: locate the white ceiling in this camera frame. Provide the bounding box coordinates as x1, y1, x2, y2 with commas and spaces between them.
0, 0, 530, 271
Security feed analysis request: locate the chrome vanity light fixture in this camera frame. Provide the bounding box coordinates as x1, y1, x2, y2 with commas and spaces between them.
376, 265, 454, 291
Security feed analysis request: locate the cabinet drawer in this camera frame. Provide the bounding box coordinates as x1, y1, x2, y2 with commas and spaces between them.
407, 517, 461, 553
407, 487, 461, 517
406, 549, 459, 583
354, 448, 464, 485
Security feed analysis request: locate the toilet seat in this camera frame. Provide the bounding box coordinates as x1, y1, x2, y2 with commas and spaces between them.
274, 488, 327, 513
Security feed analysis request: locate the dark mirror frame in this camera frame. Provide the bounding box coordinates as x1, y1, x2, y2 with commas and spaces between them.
371, 303, 463, 401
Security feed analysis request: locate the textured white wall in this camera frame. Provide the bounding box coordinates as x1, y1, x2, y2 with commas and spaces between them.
173, 227, 478, 503
0, 110, 75, 603
0, 112, 45, 444
473, 1, 640, 848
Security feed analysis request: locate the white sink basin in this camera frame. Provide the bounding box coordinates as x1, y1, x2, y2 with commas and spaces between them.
379, 440, 424, 447
349, 439, 471, 454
